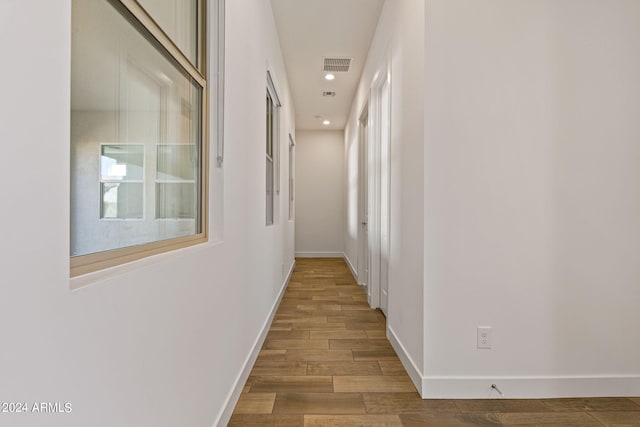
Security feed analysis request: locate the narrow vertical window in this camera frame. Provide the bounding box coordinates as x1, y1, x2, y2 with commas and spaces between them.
266, 92, 274, 225
288, 134, 295, 221
266, 72, 281, 226
70, 0, 208, 276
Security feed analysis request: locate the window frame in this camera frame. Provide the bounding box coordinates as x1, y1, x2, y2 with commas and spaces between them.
266, 71, 281, 226
70, 0, 210, 277
288, 133, 295, 221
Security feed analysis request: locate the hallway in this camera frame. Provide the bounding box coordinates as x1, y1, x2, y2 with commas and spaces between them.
229, 257, 415, 425
229, 259, 640, 426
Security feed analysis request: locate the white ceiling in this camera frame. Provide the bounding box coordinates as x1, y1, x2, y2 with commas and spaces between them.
271, 0, 385, 130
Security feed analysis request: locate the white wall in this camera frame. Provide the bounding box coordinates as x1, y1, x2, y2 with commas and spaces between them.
0, 1, 295, 426
295, 130, 345, 257
423, 0, 640, 397
344, 0, 426, 389
346, 0, 640, 399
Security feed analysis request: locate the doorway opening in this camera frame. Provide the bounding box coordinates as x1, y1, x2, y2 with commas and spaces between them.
362, 69, 391, 316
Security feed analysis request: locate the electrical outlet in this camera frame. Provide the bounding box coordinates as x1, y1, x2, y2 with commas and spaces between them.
477, 326, 492, 349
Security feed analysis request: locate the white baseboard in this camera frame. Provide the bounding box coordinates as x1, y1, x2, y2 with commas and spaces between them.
421, 375, 640, 399
387, 326, 424, 394
343, 253, 358, 282
386, 326, 640, 399
214, 260, 295, 426
295, 251, 344, 258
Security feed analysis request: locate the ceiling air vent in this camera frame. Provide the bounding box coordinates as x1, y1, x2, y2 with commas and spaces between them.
323, 57, 352, 73
322, 91, 336, 97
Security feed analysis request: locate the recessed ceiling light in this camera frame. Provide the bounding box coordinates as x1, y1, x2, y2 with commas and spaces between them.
324, 73, 335, 81
323, 120, 331, 125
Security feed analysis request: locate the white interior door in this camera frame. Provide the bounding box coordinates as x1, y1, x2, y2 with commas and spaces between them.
379, 79, 390, 316
358, 108, 369, 292
365, 70, 391, 314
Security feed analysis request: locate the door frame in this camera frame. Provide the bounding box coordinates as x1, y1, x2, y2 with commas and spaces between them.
366, 67, 391, 312
357, 104, 369, 292
378, 75, 391, 315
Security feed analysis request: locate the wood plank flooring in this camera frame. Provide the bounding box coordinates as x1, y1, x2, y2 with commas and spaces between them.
229, 258, 640, 426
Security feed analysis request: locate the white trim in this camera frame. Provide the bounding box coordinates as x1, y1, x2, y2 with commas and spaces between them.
420, 375, 640, 399
214, 260, 295, 427
386, 325, 640, 399
357, 104, 369, 292
343, 253, 358, 282
366, 66, 390, 310
367, 83, 380, 309
295, 251, 344, 258
387, 326, 424, 394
